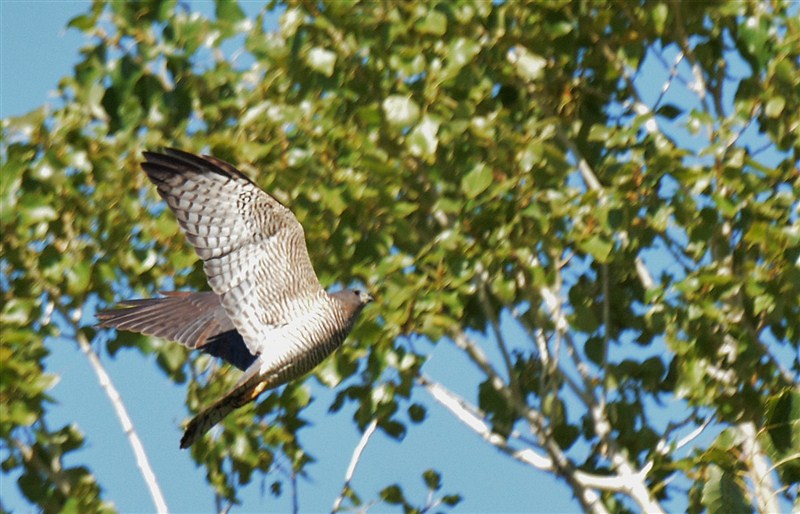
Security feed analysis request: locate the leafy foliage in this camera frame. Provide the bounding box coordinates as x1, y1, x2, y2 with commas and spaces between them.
2, 0, 798, 512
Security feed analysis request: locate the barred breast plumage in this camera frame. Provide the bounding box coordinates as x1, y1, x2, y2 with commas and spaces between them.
97, 148, 373, 449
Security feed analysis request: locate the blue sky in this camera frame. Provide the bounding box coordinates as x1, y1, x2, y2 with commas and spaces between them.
0, 2, 576, 512
2, 2, 793, 513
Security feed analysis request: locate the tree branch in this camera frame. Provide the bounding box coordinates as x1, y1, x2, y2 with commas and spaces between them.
418, 375, 611, 514
600, 263, 611, 405
331, 418, 378, 513
530, 260, 666, 514
553, 127, 655, 292
475, 264, 520, 403
737, 422, 780, 514
77, 329, 169, 514
449, 330, 506, 395
421, 375, 676, 512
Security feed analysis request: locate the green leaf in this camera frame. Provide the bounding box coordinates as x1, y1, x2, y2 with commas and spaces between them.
417, 11, 447, 36
553, 424, 579, 450
445, 37, 480, 77
380, 484, 405, 505
408, 403, 426, 423
215, 0, 245, 24
461, 163, 492, 199
442, 494, 462, 506
407, 115, 440, 160
422, 468, 441, 491
656, 104, 682, 119
764, 96, 785, 118
67, 14, 96, 31
651, 3, 668, 35
305, 47, 337, 77
701, 465, 749, 514
766, 390, 800, 454
382, 96, 420, 127
580, 235, 614, 262
584, 336, 604, 364
508, 46, 546, 81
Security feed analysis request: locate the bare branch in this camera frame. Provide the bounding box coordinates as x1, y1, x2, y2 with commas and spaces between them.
668, 0, 712, 111
419, 376, 615, 514
449, 330, 506, 394
331, 419, 378, 513
77, 330, 169, 514
553, 128, 655, 292
527, 262, 666, 514
737, 422, 780, 514
421, 375, 675, 513
600, 263, 611, 405
291, 468, 299, 514
419, 376, 552, 470
674, 417, 711, 453
511, 308, 592, 406
450, 245, 663, 514
476, 268, 515, 385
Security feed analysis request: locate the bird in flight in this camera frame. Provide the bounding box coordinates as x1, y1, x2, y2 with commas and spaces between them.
97, 148, 373, 449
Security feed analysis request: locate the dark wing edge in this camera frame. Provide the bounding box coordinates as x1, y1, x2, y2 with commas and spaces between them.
143, 148, 258, 187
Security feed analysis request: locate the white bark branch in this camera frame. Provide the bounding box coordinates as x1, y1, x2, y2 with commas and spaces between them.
78, 331, 169, 514
554, 128, 655, 292
331, 418, 378, 513
737, 422, 780, 514
419, 376, 611, 514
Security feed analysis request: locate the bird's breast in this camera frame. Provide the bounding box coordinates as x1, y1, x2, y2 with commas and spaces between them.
255, 299, 354, 386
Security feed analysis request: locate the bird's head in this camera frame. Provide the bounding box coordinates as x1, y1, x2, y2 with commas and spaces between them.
331, 288, 375, 310
352, 288, 375, 306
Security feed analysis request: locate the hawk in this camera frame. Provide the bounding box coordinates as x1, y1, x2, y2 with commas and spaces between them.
97, 148, 373, 449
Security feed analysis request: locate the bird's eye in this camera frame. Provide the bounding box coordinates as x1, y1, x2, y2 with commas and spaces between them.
353, 289, 361, 296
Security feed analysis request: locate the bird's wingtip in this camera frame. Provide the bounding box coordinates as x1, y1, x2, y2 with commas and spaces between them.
179, 427, 194, 449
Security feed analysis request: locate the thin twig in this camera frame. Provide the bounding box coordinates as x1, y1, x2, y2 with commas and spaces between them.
475, 264, 518, 398
331, 419, 378, 513
511, 308, 592, 406
78, 331, 169, 514
600, 263, 611, 405
667, 0, 711, 111
450, 330, 506, 394
674, 417, 711, 452
291, 468, 299, 514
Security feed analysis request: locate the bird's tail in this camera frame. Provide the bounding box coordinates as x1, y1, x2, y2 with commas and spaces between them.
180, 372, 268, 449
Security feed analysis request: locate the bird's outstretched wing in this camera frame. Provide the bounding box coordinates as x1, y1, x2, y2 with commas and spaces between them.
141, 149, 326, 355
96, 291, 257, 371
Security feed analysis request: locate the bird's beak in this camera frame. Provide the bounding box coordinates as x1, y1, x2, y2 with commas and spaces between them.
364, 292, 375, 304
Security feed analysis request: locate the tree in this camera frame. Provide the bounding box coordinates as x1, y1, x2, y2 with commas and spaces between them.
2, 1, 798, 512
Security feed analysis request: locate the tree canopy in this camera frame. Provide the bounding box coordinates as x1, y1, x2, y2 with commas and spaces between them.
2, 1, 798, 512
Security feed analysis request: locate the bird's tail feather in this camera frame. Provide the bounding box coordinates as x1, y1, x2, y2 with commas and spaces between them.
180, 372, 268, 449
